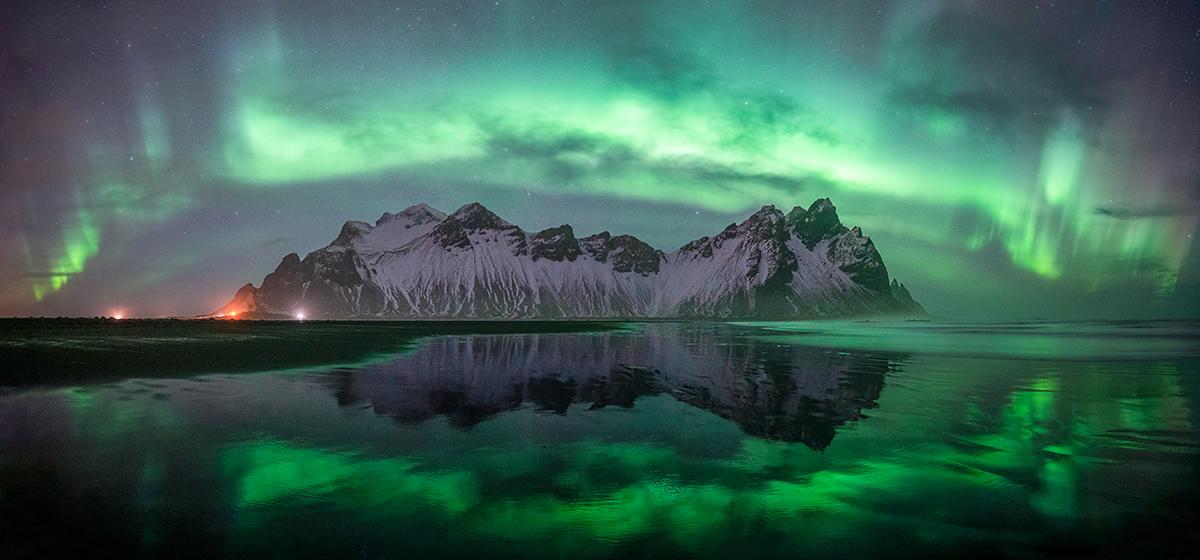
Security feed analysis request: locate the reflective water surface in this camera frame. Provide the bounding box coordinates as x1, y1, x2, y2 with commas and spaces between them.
1, 320, 1198, 558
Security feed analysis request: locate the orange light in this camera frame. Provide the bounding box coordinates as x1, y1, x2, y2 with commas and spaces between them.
113, 313, 124, 320
229, 311, 238, 317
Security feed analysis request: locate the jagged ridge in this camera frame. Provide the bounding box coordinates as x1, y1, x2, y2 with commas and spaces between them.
211, 199, 926, 319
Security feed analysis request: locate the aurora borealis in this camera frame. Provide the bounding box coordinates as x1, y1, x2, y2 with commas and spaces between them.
2, 0, 1198, 318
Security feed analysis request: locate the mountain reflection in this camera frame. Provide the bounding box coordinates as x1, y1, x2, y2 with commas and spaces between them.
329, 324, 907, 450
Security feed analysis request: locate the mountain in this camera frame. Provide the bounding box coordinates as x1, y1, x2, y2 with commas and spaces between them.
212, 199, 926, 319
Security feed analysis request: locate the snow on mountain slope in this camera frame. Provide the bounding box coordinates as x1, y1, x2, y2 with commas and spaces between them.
369, 205, 659, 317
335, 203, 446, 254
212, 200, 926, 319
655, 205, 795, 317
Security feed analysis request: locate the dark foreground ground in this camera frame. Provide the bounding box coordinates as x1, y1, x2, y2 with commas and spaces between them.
0, 318, 632, 386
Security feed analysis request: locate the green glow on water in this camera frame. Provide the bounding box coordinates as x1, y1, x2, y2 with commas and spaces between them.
1, 322, 1197, 556
207, 354, 1193, 555
223, 441, 480, 514
743, 321, 1200, 360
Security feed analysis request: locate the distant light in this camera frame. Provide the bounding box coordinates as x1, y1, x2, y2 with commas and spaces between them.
216, 313, 225, 318
113, 313, 124, 320
229, 311, 238, 317
295, 311, 306, 321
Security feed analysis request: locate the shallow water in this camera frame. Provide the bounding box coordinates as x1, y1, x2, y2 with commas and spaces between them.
1, 320, 1198, 558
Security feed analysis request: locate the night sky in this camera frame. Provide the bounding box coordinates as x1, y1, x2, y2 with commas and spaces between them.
2, 0, 1198, 319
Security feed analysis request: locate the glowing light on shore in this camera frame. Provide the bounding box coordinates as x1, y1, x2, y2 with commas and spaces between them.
112, 313, 125, 320
294, 311, 306, 321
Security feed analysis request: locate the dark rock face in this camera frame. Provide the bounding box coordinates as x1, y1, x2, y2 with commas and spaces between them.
605, 235, 661, 274
677, 222, 742, 257
788, 197, 849, 249
580, 231, 612, 262
331, 221, 372, 248
431, 218, 471, 249
787, 199, 891, 293
890, 279, 925, 314
432, 203, 524, 253
741, 205, 787, 241
742, 207, 800, 318
529, 225, 582, 262
678, 235, 715, 257
829, 228, 890, 292
578, 231, 660, 274
253, 246, 387, 317
256, 253, 307, 313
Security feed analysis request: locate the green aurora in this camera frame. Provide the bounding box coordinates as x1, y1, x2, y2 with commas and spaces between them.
1, 1, 1197, 318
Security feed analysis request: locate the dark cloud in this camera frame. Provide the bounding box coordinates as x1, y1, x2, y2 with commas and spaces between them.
724, 90, 843, 149
480, 118, 820, 196
609, 39, 718, 101
588, 0, 718, 100
886, 5, 1111, 134
1095, 205, 1200, 220
675, 158, 828, 193
258, 236, 292, 248
593, 2, 843, 147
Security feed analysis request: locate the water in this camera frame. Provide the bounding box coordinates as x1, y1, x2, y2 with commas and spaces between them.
1, 320, 1198, 558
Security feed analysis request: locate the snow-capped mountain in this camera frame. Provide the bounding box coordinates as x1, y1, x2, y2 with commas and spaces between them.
212, 199, 925, 319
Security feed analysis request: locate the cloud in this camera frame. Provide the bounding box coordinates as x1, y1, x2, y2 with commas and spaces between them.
1094, 205, 1200, 220
258, 236, 292, 247
478, 118, 823, 201
886, 5, 1110, 134
595, 4, 843, 148
608, 38, 719, 101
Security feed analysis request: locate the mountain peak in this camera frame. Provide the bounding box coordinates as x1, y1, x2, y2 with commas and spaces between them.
809, 197, 835, 213
378, 203, 447, 226
432, 202, 520, 249
404, 202, 445, 216
736, 205, 786, 242
745, 205, 784, 221
449, 202, 515, 230
331, 221, 373, 247
744, 205, 782, 224
207, 282, 259, 318
530, 224, 582, 262
889, 278, 924, 313
580, 231, 612, 261
789, 197, 848, 248
605, 234, 661, 274
452, 201, 489, 217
